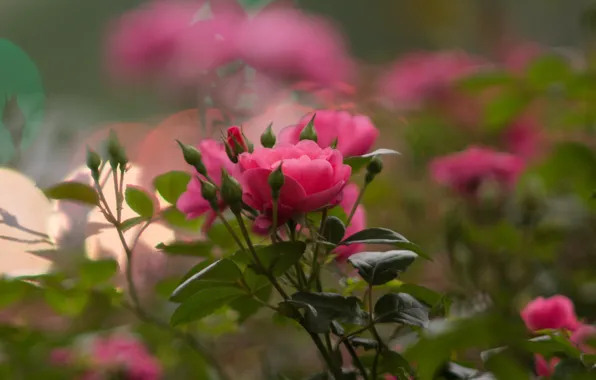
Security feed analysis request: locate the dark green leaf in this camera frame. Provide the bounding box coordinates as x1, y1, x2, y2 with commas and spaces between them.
397, 284, 443, 308
170, 259, 243, 302
524, 334, 582, 359
344, 149, 400, 172
251, 242, 307, 277
120, 216, 145, 232
124, 186, 155, 218
153, 171, 191, 205
347, 250, 418, 285
44, 288, 88, 317
552, 358, 591, 380
322, 216, 346, 245
379, 350, 413, 378
374, 293, 429, 327
349, 337, 378, 351
43, 182, 99, 206
339, 227, 430, 260
280, 292, 367, 333
229, 284, 272, 323
170, 287, 245, 326
79, 259, 119, 287
156, 241, 213, 257
0, 278, 35, 307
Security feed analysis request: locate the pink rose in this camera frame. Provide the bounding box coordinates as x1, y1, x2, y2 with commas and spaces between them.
177, 139, 242, 231
238, 140, 351, 229
521, 295, 581, 332
334, 184, 366, 261
534, 354, 559, 378
378, 51, 485, 110
571, 324, 596, 354
105, 1, 197, 81
89, 336, 162, 380
278, 110, 379, 157
429, 146, 524, 197
235, 8, 353, 85
503, 114, 543, 161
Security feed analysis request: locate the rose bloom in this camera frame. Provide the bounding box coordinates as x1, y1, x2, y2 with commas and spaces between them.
235, 7, 353, 86
503, 113, 543, 161
378, 50, 485, 110
278, 110, 378, 157
238, 140, 351, 230
521, 295, 581, 332
177, 139, 242, 231
429, 146, 524, 197
334, 184, 366, 261
105, 1, 197, 81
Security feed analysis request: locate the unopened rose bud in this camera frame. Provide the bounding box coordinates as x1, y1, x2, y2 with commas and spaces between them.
220, 169, 243, 213
365, 156, 383, 184
299, 114, 318, 142
268, 163, 285, 200
260, 123, 276, 148
226, 126, 249, 159
86, 147, 101, 181
106, 130, 128, 171
224, 142, 238, 163
200, 178, 219, 210
176, 140, 207, 176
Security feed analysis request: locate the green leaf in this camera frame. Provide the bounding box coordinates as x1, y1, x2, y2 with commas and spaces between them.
156, 241, 213, 257
280, 292, 367, 333
379, 350, 414, 378
208, 219, 244, 250
229, 284, 272, 323
483, 89, 528, 131
44, 288, 89, 317
344, 149, 400, 172
347, 250, 418, 285
526, 55, 571, 88
339, 227, 430, 260
457, 70, 515, 92
0, 278, 35, 307
523, 334, 582, 359
322, 216, 346, 245
397, 284, 443, 309
161, 206, 203, 231
153, 171, 191, 205
79, 259, 119, 287
170, 287, 245, 326
251, 242, 307, 277
374, 293, 429, 327
43, 182, 99, 206
120, 216, 145, 232
552, 358, 591, 380
124, 186, 155, 218
170, 259, 243, 302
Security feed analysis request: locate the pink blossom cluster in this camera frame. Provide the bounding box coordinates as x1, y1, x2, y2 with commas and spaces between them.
105, 0, 352, 86
51, 335, 162, 380
521, 295, 596, 377
176, 109, 378, 259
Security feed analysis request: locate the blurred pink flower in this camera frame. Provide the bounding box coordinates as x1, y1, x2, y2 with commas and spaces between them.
235, 8, 353, 85
105, 1, 197, 81
278, 110, 378, 157
534, 354, 559, 378
430, 146, 524, 197
53, 335, 161, 380
521, 295, 581, 332
378, 51, 485, 110
177, 139, 242, 231
503, 114, 543, 161
571, 324, 596, 354
499, 42, 543, 74
334, 184, 366, 261
238, 140, 351, 230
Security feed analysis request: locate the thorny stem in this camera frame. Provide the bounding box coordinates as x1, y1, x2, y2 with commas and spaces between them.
93, 172, 230, 380
308, 209, 328, 289
234, 212, 289, 300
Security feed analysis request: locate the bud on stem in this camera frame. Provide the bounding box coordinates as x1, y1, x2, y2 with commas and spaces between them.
365, 156, 383, 184
299, 114, 318, 142
176, 140, 207, 176
268, 163, 285, 200
107, 130, 128, 172
260, 123, 276, 148
199, 178, 219, 211
86, 147, 102, 182
220, 169, 243, 214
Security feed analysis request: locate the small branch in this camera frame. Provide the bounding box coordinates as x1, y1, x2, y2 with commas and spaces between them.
307, 209, 328, 289
346, 184, 367, 228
